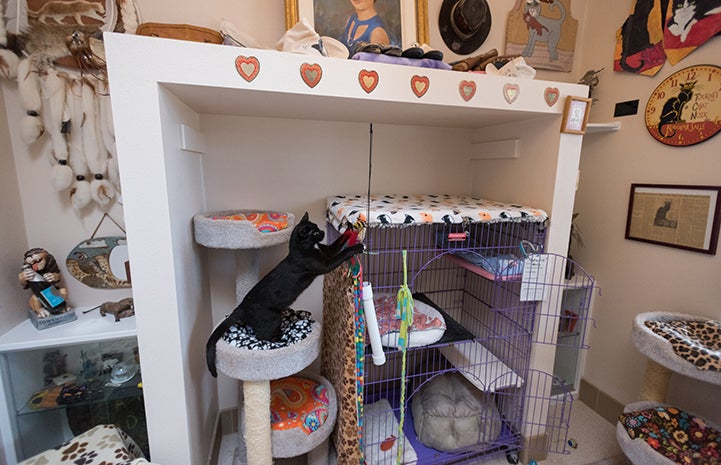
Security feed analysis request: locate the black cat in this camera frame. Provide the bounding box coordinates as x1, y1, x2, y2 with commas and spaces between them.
205, 213, 364, 377
658, 81, 695, 138
618, 0, 658, 73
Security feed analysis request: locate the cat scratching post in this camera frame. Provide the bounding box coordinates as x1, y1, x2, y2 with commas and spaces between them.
194, 211, 336, 465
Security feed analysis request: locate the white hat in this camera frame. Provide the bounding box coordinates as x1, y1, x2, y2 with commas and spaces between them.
485, 56, 536, 79
275, 17, 349, 59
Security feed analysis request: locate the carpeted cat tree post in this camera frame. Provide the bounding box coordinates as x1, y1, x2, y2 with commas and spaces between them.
194, 211, 336, 465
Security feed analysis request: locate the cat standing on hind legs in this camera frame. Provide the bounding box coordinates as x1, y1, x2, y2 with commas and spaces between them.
205, 213, 364, 377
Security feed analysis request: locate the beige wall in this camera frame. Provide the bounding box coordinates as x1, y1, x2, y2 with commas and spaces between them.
574, 2, 721, 423
1, 0, 719, 432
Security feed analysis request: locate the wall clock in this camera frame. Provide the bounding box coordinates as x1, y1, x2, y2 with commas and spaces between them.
645, 64, 721, 147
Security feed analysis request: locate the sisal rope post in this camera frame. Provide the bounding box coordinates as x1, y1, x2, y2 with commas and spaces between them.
639, 359, 672, 403
243, 380, 272, 465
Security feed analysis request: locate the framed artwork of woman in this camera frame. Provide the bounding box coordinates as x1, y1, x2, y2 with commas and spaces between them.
286, 0, 428, 50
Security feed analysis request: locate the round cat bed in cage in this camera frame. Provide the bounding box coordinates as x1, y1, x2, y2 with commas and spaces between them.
633, 312, 721, 389
216, 309, 320, 381
617, 400, 721, 465
269, 374, 337, 459
193, 210, 294, 249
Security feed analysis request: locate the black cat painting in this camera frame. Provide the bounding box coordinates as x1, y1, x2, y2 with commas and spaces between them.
206, 213, 364, 377
658, 80, 696, 138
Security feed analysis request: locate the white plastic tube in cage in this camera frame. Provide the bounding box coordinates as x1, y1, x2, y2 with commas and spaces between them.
362, 282, 386, 366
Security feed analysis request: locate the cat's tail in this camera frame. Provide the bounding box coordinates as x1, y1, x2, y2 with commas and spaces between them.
658, 121, 676, 138
206, 318, 233, 377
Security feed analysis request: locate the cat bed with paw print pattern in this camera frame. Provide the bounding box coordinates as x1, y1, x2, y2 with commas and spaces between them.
216, 309, 321, 381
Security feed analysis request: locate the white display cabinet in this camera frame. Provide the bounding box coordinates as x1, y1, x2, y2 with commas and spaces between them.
0, 309, 142, 464
103, 32, 590, 465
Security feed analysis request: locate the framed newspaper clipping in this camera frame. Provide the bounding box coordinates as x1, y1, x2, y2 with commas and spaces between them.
625, 184, 721, 255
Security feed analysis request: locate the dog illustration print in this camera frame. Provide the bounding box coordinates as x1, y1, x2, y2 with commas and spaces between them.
522, 0, 567, 61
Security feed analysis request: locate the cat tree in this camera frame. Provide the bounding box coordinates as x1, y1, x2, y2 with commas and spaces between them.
616, 312, 721, 464
194, 210, 337, 465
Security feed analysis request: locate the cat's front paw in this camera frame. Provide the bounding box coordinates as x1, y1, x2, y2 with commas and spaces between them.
349, 243, 365, 255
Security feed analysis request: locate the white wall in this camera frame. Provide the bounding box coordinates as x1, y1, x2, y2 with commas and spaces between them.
0, 87, 28, 335
575, 2, 721, 423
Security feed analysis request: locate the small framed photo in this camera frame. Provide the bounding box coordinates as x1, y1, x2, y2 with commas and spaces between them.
561, 96, 592, 134
625, 184, 721, 255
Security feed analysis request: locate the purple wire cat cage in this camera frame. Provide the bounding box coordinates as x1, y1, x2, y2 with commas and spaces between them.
323, 194, 595, 465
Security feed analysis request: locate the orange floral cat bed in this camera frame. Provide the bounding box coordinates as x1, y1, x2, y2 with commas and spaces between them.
270, 376, 330, 434
210, 211, 290, 232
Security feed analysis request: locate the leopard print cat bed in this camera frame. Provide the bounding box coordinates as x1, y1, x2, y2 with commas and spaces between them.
633, 312, 721, 385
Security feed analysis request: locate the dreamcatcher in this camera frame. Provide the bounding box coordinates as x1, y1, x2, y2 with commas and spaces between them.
0, 0, 141, 213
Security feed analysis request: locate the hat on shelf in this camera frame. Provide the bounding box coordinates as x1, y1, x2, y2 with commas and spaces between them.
275, 17, 349, 59
438, 0, 492, 55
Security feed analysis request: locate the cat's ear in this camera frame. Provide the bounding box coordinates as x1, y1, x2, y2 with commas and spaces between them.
301, 212, 309, 222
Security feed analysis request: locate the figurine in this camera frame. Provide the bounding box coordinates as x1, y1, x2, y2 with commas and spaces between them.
100, 297, 135, 322
18, 248, 68, 317
578, 68, 604, 100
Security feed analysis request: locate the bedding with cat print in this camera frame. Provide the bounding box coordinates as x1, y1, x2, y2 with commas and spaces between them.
327, 194, 547, 229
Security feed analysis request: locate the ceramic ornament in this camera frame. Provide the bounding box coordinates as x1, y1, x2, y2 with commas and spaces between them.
17, 58, 45, 144
358, 69, 379, 94
544, 87, 560, 106
118, 0, 141, 34
459, 80, 477, 102
300, 62, 322, 88
235, 56, 260, 82
411, 75, 429, 98
503, 83, 520, 104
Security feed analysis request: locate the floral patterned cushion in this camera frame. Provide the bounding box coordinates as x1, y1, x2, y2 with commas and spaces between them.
619, 406, 721, 464
18, 424, 153, 465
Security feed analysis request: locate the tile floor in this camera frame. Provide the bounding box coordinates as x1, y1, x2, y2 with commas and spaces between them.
220, 400, 631, 465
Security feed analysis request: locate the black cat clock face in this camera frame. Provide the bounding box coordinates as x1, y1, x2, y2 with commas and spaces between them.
645, 64, 721, 147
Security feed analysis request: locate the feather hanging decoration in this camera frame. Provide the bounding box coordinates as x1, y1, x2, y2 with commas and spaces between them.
96, 80, 120, 191
67, 78, 92, 210
0, 0, 6, 47
118, 0, 141, 34
81, 80, 115, 206
41, 68, 73, 191
0, 50, 19, 80
17, 58, 45, 144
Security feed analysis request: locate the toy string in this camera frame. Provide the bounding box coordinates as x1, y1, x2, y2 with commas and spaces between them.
396, 250, 414, 464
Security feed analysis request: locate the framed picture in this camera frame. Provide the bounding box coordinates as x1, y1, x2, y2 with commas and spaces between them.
625, 184, 721, 255
285, 0, 428, 49
560, 95, 592, 134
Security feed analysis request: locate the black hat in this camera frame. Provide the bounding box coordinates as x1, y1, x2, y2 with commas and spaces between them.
438, 0, 492, 55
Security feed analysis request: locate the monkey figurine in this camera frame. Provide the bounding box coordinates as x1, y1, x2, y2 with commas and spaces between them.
18, 248, 69, 317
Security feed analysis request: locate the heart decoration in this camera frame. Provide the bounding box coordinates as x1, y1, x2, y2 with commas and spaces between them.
411, 75, 429, 98
235, 56, 260, 82
459, 80, 476, 102
544, 87, 560, 107
300, 63, 322, 88
503, 83, 520, 104
359, 69, 379, 94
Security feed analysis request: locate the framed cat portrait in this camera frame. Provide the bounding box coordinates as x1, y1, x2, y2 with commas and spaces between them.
645, 64, 721, 147
625, 184, 721, 255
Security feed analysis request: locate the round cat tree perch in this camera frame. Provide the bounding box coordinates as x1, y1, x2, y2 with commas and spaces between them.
617, 312, 721, 464
193, 210, 336, 465
632, 312, 721, 402
193, 210, 295, 303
